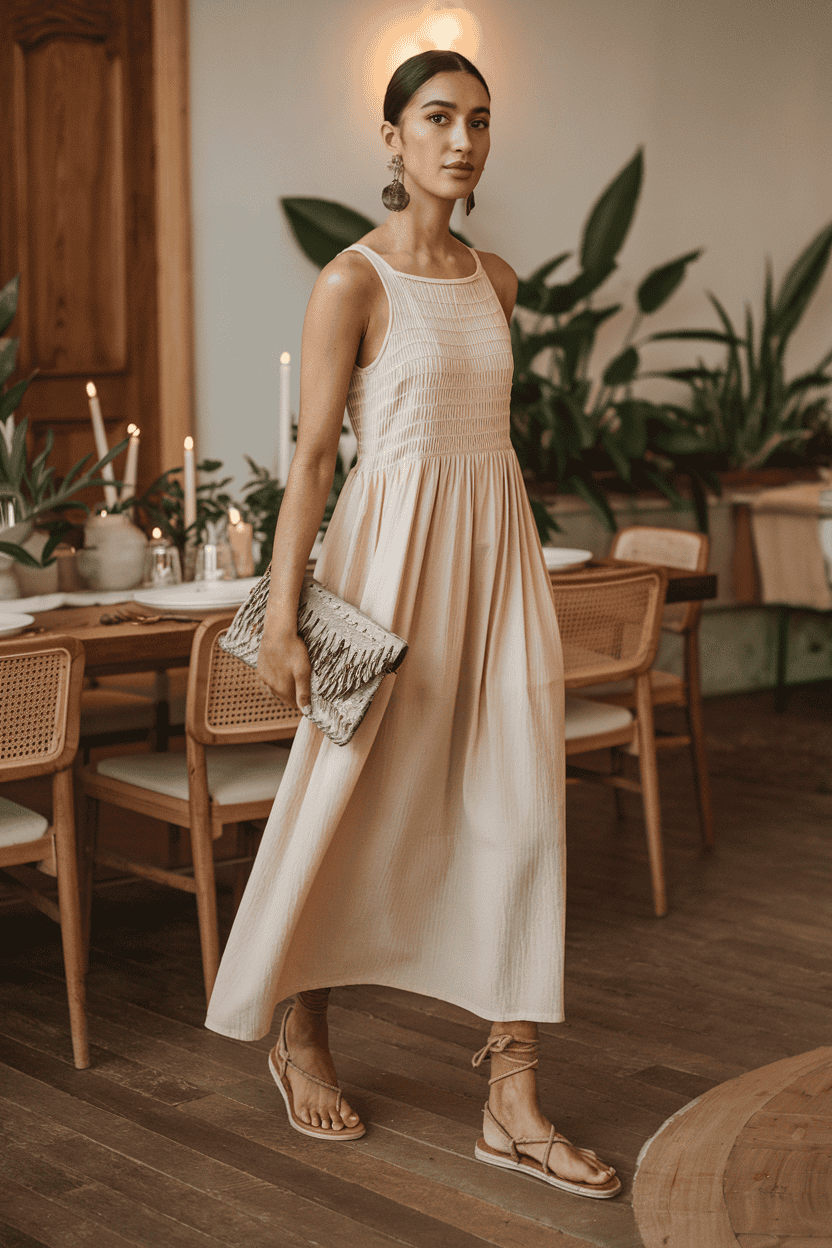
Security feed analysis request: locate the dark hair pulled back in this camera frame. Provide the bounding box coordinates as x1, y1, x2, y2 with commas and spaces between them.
383, 50, 490, 126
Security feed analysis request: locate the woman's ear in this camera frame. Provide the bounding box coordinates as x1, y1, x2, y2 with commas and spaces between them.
380, 121, 400, 154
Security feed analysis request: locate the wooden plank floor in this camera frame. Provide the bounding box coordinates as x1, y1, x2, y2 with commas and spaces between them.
1, 684, 830, 1248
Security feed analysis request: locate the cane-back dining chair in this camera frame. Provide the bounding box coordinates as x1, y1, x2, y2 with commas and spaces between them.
582, 526, 714, 848
0, 634, 89, 1067
549, 566, 669, 916
82, 614, 302, 1000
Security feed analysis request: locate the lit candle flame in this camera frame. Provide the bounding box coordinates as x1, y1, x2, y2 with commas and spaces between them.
152, 527, 162, 540
86, 381, 97, 397
228, 506, 241, 525
184, 436, 194, 450
127, 424, 139, 437
280, 352, 291, 364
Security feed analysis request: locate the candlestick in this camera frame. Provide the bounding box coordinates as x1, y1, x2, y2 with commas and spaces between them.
183, 436, 197, 531
86, 381, 118, 509
279, 351, 292, 486
121, 424, 140, 502
227, 506, 254, 576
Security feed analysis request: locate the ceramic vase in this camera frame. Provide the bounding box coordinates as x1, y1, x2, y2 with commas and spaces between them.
77, 513, 148, 591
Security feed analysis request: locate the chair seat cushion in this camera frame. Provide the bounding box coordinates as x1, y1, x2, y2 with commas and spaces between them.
96, 744, 291, 805
580, 669, 683, 699
0, 796, 49, 847
564, 695, 633, 740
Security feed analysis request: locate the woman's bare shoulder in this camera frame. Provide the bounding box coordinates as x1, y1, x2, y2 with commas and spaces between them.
310, 247, 382, 310
475, 251, 519, 316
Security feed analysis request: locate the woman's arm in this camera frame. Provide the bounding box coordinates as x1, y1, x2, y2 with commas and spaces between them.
256, 253, 375, 710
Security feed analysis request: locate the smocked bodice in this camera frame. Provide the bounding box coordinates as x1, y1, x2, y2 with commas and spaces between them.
343, 243, 514, 471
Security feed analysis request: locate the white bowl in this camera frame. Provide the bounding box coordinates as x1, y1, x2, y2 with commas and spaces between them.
0, 612, 35, 639
542, 547, 593, 571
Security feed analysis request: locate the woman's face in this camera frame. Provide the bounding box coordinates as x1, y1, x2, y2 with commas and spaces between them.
384, 71, 491, 206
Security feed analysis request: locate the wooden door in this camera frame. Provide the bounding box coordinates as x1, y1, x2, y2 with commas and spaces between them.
0, 0, 193, 506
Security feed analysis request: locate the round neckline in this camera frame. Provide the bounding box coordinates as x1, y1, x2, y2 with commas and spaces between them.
350, 242, 481, 284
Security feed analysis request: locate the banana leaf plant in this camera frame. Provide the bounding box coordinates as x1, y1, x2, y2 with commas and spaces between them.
511, 149, 730, 533
648, 220, 832, 472
0, 274, 128, 567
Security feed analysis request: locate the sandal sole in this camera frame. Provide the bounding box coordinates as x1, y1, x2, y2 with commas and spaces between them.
474, 1140, 621, 1199
268, 1043, 365, 1142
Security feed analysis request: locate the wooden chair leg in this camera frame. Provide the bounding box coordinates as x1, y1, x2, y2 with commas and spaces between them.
611, 748, 627, 821
52, 768, 90, 1069
635, 675, 667, 917
684, 630, 715, 849
79, 793, 100, 976
187, 740, 220, 1001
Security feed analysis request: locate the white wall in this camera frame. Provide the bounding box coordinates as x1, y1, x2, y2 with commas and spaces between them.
189, 0, 832, 488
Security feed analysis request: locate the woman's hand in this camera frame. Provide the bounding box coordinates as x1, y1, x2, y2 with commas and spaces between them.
257, 619, 312, 712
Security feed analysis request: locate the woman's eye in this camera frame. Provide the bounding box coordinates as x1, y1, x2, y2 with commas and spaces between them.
471, 119, 489, 130
428, 113, 448, 124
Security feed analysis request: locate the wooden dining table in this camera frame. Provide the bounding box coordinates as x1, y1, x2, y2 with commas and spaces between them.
12, 555, 717, 681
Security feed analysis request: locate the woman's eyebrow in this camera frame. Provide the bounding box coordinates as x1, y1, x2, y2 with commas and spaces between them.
420, 99, 491, 116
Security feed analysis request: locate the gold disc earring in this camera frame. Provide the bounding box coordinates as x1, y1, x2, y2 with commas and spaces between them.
465, 190, 476, 216
382, 155, 410, 212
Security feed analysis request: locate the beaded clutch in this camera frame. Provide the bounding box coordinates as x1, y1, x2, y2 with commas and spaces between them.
218, 567, 408, 745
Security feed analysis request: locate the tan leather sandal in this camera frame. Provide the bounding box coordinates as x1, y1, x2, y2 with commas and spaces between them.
269, 1005, 365, 1141
472, 1033, 621, 1199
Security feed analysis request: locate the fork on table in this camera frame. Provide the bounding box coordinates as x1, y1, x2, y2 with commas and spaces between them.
99, 606, 197, 625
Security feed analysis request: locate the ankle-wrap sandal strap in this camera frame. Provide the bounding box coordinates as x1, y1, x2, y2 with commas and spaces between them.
278, 1004, 343, 1113
297, 987, 331, 1015
483, 1102, 570, 1170
472, 1033, 540, 1085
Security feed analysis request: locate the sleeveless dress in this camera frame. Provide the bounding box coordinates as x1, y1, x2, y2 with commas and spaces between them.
205, 243, 566, 1040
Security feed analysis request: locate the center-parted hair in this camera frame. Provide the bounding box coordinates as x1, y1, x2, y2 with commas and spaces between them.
383, 51, 490, 127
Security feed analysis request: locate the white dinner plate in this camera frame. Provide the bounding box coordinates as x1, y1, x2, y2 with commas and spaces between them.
542, 547, 593, 571
0, 612, 35, 639
132, 577, 260, 612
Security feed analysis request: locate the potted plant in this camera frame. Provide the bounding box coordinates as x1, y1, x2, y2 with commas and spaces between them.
650, 219, 832, 479
0, 275, 127, 586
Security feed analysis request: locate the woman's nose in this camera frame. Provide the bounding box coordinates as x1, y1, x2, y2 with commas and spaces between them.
450, 121, 472, 153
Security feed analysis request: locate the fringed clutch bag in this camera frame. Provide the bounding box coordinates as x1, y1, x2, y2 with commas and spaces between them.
218, 567, 408, 745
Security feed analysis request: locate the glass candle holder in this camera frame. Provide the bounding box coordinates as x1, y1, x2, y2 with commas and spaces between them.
141, 532, 183, 587
193, 540, 236, 583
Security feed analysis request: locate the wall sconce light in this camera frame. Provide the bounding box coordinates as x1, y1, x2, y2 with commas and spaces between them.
365, 4, 482, 113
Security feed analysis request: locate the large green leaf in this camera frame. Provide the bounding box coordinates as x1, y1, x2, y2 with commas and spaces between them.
0, 376, 31, 423
515, 252, 572, 311
281, 198, 376, 269
603, 346, 639, 387
770, 218, 832, 344
579, 149, 643, 273
0, 337, 18, 386
0, 275, 19, 336
542, 262, 617, 315
636, 250, 701, 314
648, 328, 741, 344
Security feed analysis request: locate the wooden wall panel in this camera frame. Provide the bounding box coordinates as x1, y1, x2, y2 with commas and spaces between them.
0, 0, 194, 504
21, 38, 127, 374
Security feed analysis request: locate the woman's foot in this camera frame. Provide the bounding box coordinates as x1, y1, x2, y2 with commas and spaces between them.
479, 1025, 617, 1190
278, 998, 362, 1133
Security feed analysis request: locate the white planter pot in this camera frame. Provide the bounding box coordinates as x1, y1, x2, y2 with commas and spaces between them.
77, 513, 147, 591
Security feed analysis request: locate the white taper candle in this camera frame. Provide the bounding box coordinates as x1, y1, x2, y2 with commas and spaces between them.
86, 382, 118, 509
279, 351, 292, 486
183, 436, 197, 531
121, 424, 140, 502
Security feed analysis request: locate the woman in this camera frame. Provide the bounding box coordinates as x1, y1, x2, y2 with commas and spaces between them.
206, 49, 619, 1199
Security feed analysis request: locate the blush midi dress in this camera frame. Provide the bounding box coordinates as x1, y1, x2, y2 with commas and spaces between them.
205, 243, 566, 1040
